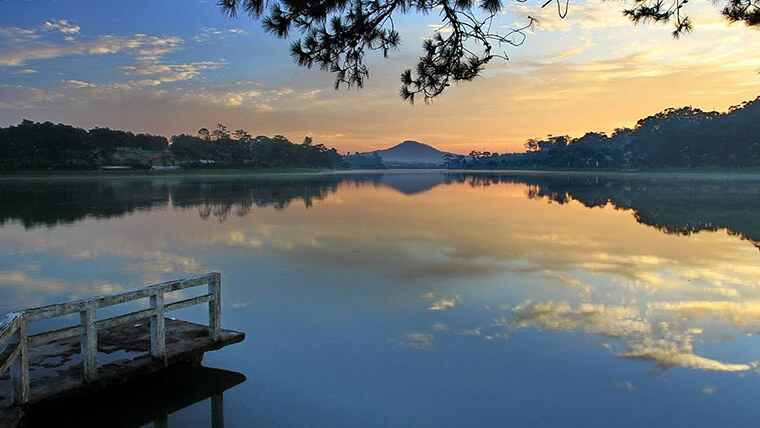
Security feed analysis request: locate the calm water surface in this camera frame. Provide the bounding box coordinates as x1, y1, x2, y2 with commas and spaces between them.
2, 171, 760, 427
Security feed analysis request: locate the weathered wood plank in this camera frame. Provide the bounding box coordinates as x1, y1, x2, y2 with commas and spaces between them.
98, 308, 156, 330
10, 318, 29, 405
26, 299, 213, 349
93, 275, 209, 308
164, 294, 213, 313
208, 274, 222, 341
24, 273, 218, 323
28, 325, 84, 347
80, 305, 98, 383
0, 313, 21, 349
150, 293, 166, 363
0, 344, 21, 377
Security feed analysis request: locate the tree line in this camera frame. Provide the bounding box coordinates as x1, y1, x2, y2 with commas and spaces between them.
452, 96, 760, 170
0, 121, 346, 170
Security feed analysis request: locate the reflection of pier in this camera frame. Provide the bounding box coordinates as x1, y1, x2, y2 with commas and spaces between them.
23, 365, 246, 427
0, 273, 245, 427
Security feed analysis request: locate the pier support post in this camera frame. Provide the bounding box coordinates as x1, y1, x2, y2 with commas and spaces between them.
150, 292, 167, 364
211, 392, 225, 428
80, 304, 98, 382
208, 274, 222, 341
10, 317, 30, 405
154, 412, 169, 428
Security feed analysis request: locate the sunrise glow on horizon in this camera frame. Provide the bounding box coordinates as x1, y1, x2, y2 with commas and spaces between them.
1, 0, 758, 154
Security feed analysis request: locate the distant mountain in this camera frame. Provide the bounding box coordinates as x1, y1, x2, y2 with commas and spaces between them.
373, 140, 454, 165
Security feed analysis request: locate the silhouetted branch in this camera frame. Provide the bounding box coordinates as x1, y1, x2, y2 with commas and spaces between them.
219, 0, 759, 101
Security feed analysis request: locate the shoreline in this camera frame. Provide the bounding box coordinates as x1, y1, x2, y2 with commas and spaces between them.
0, 168, 327, 181
1, 167, 759, 181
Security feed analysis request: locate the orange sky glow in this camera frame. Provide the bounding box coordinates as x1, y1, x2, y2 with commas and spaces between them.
0, 0, 758, 154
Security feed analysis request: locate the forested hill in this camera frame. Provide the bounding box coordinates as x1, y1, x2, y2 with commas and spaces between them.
453, 96, 760, 169
0, 121, 346, 170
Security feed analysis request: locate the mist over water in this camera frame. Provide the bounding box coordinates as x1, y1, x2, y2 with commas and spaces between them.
2, 171, 760, 427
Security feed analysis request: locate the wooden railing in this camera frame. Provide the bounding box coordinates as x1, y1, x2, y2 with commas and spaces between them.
0, 272, 222, 406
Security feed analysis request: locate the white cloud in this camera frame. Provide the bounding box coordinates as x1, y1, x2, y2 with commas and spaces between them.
426, 294, 462, 311
193, 26, 248, 43
620, 337, 757, 372
429, 298, 460, 311
509, 301, 651, 337
65, 79, 97, 88
652, 301, 760, 327
43, 19, 81, 36
501, 298, 760, 374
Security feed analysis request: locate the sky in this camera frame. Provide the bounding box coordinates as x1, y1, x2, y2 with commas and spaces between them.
0, 0, 758, 154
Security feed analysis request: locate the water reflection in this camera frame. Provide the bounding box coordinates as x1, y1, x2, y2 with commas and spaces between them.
3, 171, 760, 426
0, 176, 343, 228
2, 172, 758, 247
23, 365, 245, 428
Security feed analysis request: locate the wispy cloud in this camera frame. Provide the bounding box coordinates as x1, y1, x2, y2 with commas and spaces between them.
428, 296, 461, 311
621, 337, 757, 372
423, 292, 462, 311
508, 301, 651, 337
193, 26, 247, 43
0, 26, 41, 43
64, 79, 97, 88
121, 61, 223, 85
43, 19, 81, 36
0, 270, 125, 311
0, 83, 70, 109
399, 332, 435, 350
0, 29, 182, 67
502, 299, 759, 373
652, 301, 760, 327
9, 68, 37, 74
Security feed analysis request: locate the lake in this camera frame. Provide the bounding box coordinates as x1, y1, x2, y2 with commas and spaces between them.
2, 170, 760, 427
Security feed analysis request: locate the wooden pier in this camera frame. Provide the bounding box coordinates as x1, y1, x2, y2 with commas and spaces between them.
0, 273, 245, 427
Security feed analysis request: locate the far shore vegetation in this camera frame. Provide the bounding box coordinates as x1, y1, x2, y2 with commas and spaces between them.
451, 95, 760, 170
1, 95, 758, 173
0, 122, 346, 171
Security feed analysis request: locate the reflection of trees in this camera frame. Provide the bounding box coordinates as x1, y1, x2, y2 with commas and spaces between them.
170, 178, 342, 222
0, 180, 170, 228
2, 173, 759, 246
445, 172, 760, 246
0, 177, 342, 228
